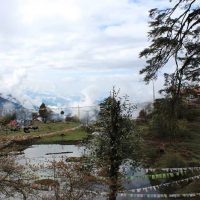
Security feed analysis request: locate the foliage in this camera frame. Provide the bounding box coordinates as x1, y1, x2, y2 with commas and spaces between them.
150, 98, 179, 138
65, 114, 80, 123
88, 89, 141, 200
150, 96, 200, 139
138, 105, 152, 120
32, 112, 38, 120
39, 103, 49, 123
138, 109, 148, 122
140, 0, 200, 98
0, 113, 16, 126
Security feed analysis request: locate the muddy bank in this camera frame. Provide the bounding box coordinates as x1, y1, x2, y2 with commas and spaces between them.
0, 137, 84, 156
0, 136, 41, 154
35, 139, 83, 145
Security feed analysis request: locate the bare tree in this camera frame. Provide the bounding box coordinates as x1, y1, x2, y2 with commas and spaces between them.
46, 161, 97, 200
0, 156, 34, 200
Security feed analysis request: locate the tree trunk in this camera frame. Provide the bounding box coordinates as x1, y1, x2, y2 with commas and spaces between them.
109, 172, 118, 200
108, 153, 119, 200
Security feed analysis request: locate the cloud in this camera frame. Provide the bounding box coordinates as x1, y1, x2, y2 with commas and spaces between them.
0, 0, 176, 106
1, 68, 27, 92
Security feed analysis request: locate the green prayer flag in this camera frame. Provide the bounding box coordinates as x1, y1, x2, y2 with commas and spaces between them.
155, 174, 159, 179
162, 173, 166, 178
152, 175, 156, 179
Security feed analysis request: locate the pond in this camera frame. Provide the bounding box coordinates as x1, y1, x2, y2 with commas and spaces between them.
15, 144, 159, 200
17, 144, 85, 165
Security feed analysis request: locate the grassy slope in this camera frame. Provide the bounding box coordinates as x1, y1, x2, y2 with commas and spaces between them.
0, 121, 87, 152
0, 121, 80, 140
35, 127, 88, 144
141, 120, 200, 168
140, 109, 200, 193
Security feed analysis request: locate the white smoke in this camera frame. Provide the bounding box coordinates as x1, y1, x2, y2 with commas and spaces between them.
0, 102, 15, 116
69, 86, 101, 122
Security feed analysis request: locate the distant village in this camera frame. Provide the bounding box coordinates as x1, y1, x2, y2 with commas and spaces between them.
0, 99, 79, 132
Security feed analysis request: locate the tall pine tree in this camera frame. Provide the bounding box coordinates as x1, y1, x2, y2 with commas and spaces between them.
140, 0, 200, 98
88, 89, 141, 200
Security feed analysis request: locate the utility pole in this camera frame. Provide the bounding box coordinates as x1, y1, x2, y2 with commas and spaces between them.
153, 80, 155, 102
77, 105, 80, 120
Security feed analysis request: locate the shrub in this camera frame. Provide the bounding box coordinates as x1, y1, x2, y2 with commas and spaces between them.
65, 115, 80, 122
0, 113, 16, 126
176, 119, 189, 137
157, 153, 186, 168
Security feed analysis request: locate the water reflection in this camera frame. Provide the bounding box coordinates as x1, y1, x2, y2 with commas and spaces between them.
17, 144, 84, 165
16, 145, 158, 200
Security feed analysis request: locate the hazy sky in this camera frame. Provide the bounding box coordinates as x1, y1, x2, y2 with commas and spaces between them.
0, 0, 179, 107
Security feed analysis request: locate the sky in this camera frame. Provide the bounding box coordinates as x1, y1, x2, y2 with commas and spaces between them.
0, 0, 176, 108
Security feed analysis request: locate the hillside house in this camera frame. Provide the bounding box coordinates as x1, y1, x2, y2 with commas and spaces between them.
184, 87, 200, 106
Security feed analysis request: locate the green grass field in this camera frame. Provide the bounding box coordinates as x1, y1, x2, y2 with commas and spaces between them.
142, 119, 200, 167
35, 127, 88, 144
0, 121, 87, 152
0, 121, 80, 137
139, 111, 200, 194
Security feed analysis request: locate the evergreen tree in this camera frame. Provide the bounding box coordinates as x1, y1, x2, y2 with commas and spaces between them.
88, 89, 141, 200
140, 0, 200, 97
39, 103, 48, 123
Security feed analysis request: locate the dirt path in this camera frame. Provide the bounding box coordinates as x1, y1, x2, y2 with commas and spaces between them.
36, 125, 82, 138
0, 125, 82, 148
